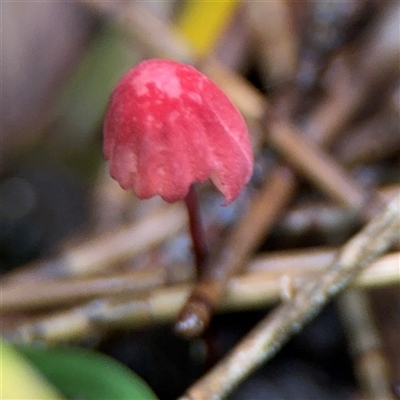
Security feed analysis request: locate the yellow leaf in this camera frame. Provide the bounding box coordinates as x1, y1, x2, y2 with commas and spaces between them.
176, 0, 238, 56
1, 340, 64, 400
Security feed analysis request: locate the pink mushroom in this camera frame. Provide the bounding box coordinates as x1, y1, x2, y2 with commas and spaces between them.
103, 59, 253, 336
104, 59, 253, 205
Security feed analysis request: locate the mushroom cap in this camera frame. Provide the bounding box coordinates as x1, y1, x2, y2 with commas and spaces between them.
104, 59, 253, 204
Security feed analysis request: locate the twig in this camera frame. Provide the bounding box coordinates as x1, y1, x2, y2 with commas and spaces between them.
179, 194, 400, 400
333, 107, 400, 168
174, 8, 392, 335
0, 267, 188, 312
266, 115, 375, 213
4, 249, 399, 343
176, 86, 386, 335
3, 183, 396, 315
0, 246, 330, 313
337, 290, 395, 400
276, 185, 400, 240
3, 243, 400, 314
2, 204, 186, 284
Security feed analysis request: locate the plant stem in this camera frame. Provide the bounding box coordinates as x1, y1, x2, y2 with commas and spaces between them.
176, 166, 296, 338
184, 185, 209, 278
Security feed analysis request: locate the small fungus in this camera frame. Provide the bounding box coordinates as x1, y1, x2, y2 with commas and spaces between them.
104, 59, 253, 205
104, 59, 253, 337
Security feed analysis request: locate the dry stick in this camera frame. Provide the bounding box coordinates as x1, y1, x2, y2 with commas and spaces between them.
1, 183, 389, 315
0, 246, 349, 313
267, 115, 373, 213
8, 155, 394, 314
276, 96, 400, 399
179, 194, 400, 400
0, 267, 185, 313
2, 203, 186, 284
5, 250, 400, 344
60, 204, 185, 276
8, 306, 99, 344
277, 185, 400, 239
265, 91, 400, 398
321, 54, 400, 400
330, 92, 400, 400
3, 241, 400, 314
176, 109, 385, 336
174, 12, 397, 335
180, 65, 400, 328
333, 107, 400, 168
337, 290, 395, 400
333, 84, 400, 393
93, 253, 400, 329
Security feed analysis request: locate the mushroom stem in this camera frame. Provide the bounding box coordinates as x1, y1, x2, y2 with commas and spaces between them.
184, 185, 209, 278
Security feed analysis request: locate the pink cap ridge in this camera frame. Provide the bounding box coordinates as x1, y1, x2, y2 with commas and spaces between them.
104, 59, 253, 204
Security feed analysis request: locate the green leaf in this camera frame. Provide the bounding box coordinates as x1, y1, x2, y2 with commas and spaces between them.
15, 344, 159, 400
1, 340, 64, 399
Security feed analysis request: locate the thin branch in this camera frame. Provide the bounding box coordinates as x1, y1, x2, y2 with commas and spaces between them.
2, 204, 186, 284
277, 185, 400, 239
337, 290, 395, 400
266, 115, 383, 217
2, 245, 399, 315
179, 193, 400, 400
4, 249, 399, 343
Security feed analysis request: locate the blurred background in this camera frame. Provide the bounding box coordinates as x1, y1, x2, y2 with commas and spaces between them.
2, 1, 399, 399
